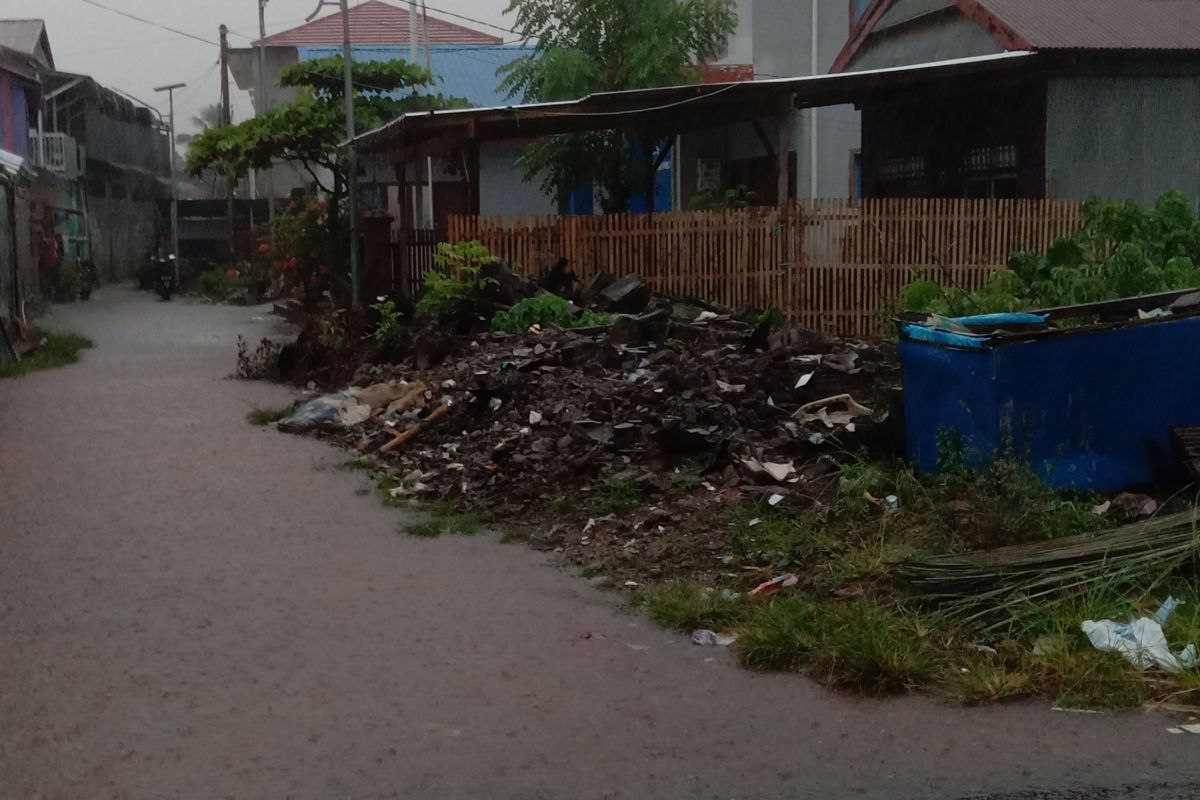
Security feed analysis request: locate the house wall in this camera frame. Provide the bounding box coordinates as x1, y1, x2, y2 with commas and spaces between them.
0, 185, 37, 320
479, 143, 557, 216
85, 171, 165, 281
0, 73, 30, 158
860, 80, 1047, 199
1046, 75, 1200, 206
845, 1, 1003, 72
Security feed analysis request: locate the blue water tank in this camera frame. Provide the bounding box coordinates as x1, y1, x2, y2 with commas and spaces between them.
898, 297, 1200, 492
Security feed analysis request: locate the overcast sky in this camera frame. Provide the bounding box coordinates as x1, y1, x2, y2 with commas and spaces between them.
7, 0, 512, 134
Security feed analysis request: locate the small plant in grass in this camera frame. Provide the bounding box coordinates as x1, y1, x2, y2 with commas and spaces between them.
634, 582, 756, 633
595, 470, 646, 514
500, 528, 531, 544
491, 295, 612, 334
403, 503, 484, 538
663, 467, 702, 495
807, 599, 945, 695
0, 331, 93, 379
246, 405, 292, 425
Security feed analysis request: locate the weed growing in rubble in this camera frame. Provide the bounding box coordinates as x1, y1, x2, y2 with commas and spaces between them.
595, 470, 646, 514
491, 295, 612, 334
234, 336, 282, 381
0, 331, 93, 379
246, 405, 292, 426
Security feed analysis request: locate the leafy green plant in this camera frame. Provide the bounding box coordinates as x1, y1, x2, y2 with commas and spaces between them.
199, 268, 239, 300
899, 192, 1200, 316
370, 296, 404, 345
414, 241, 500, 325
595, 470, 646, 514
491, 295, 612, 333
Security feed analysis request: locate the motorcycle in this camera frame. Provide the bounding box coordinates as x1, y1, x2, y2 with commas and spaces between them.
154, 255, 177, 301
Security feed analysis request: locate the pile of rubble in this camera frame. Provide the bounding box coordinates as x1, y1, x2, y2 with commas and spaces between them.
279, 277, 900, 579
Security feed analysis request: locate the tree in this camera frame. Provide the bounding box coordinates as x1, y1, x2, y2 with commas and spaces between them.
191, 103, 224, 132
186, 56, 466, 225
500, 0, 737, 213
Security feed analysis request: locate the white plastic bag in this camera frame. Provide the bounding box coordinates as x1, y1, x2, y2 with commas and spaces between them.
1081, 617, 1182, 673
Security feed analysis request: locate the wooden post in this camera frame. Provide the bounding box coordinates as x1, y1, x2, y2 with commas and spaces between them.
394, 159, 410, 300
775, 101, 793, 215
219, 24, 236, 262
465, 140, 481, 216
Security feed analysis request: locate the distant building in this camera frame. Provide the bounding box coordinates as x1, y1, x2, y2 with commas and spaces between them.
677, 0, 865, 209
834, 0, 1200, 204
227, 0, 545, 223
0, 17, 169, 325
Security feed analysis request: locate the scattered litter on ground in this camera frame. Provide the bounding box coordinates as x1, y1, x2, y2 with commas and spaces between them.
691, 629, 738, 647
749, 573, 798, 597
1081, 617, 1183, 673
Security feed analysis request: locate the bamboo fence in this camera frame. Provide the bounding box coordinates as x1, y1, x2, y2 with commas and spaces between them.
441, 198, 1085, 338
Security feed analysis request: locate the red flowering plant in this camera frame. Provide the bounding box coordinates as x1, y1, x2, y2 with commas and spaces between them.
266, 200, 347, 306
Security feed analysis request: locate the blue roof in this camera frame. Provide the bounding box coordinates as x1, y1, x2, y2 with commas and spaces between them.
297, 45, 533, 108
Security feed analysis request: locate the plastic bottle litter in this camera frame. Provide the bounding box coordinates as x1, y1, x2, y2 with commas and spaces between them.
692, 630, 738, 647
1155, 596, 1183, 624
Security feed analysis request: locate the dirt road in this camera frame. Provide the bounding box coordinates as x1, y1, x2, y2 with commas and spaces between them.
2, 289, 1196, 800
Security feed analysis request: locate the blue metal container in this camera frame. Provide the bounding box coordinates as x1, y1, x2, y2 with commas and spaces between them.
897, 292, 1200, 492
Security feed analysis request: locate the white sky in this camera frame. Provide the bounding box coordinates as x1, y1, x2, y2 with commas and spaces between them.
6, 0, 512, 134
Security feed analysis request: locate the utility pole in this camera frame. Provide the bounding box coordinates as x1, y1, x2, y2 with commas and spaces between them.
408, 0, 423, 229
341, 0, 362, 307
154, 82, 186, 286
219, 24, 236, 262
258, 0, 275, 232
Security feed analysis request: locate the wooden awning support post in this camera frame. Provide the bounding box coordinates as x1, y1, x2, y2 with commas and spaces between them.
775, 97, 795, 217
393, 159, 410, 299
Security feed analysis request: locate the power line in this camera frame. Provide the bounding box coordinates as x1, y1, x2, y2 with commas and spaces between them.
77, 0, 219, 47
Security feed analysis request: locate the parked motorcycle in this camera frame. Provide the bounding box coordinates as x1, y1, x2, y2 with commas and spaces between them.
154, 255, 177, 301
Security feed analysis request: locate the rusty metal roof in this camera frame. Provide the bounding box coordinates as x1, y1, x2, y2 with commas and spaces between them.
979, 0, 1200, 50
254, 0, 501, 48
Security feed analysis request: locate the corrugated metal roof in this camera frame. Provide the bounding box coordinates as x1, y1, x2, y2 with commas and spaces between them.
256, 0, 501, 47
353, 52, 1038, 154
298, 45, 532, 107
978, 0, 1200, 50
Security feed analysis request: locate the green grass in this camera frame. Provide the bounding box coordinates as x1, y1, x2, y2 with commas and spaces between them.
403, 502, 484, 538
500, 528, 531, 544
634, 582, 756, 633
0, 332, 93, 379
246, 404, 292, 426
595, 470, 646, 514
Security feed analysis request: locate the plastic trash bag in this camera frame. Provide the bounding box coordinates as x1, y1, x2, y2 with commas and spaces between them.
278, 392, 370, 433
1081, 617, 1182, 673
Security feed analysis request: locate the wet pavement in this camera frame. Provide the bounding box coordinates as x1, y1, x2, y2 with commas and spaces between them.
2, 288, 1197, 800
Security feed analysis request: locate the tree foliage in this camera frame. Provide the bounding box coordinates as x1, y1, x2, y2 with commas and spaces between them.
899, 192, 1200, 316
186, 56, 466, 197
500, 0, 737, 212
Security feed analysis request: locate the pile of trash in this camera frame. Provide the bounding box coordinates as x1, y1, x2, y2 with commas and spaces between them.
278, 278, 900, 579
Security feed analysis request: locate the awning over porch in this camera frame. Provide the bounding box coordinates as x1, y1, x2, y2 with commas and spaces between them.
351, 51, 1039, 160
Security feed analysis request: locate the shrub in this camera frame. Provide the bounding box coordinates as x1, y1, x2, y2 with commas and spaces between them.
900, 191, 1200, 316
491, 295, 612, 333
413, 241, 499, 325
199, 268, 239, 300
